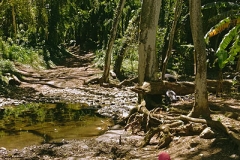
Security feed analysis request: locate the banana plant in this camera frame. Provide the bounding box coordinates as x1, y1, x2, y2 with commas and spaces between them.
205, 16, 240, 69
203, 1, 240, 96
202, 1, 240, 70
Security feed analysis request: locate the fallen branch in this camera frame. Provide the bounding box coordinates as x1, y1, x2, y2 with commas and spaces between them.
131, 79, 233, 95
84, 76, 137, 88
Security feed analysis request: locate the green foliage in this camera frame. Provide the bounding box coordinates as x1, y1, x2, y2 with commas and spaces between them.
216, 50, 228, 69
3, 103, 41, 120
205, 17, 231, 43
94, 4, 140, 77
205, 16, 240, 43
202, 2, 240, 25
170, 44, 195, 75
203, 1, 240, 71
0, 0, 141, 70
2, 103, 97, 124
0, 39, 46, 69
156, 28, 167, 53
212, 24, 240, 69
0, 60, 15, 73
94, 47, 106, 69
121, 44, 138, 77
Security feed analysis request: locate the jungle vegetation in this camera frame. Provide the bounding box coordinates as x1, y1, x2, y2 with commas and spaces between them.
0, 0, 239, 82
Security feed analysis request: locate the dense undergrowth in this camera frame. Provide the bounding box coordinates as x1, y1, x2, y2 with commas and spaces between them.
0, 38, 46, 84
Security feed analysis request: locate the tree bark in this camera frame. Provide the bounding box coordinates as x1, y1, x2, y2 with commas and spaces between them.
102, 0, 126, 83
138, 0, 162, 86
11, 2, 17, 39
161, 0, 183, 79
188, 0, 210, 118
236, 56, 240, 71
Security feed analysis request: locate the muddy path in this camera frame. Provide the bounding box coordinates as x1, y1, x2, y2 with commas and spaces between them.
0, 47, 240, 160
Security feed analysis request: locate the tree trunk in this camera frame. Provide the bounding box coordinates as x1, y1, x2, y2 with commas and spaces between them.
102, 0, 126, 83
114, 42, 128, 79
47, 0, 60, 47
113, 9, 140, 80
159, 0, 174, 70
188, 0, 210, 118
11, 3, 17, 39
236, 55, 240, 71
161, 0, 183, 79
138, 0, 162, 86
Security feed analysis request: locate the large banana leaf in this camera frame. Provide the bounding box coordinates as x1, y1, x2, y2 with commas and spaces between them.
227, 34, 240, 63
205, 17, 231, 44
216, 50, 228, 69
215, 25, 240, 69
205, 16, 240, 43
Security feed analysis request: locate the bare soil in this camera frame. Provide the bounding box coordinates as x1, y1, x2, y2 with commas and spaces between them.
0, 46, 240, 160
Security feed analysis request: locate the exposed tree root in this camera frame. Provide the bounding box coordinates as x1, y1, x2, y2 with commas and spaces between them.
125, 100, 240, 150
84, 77, 102, 85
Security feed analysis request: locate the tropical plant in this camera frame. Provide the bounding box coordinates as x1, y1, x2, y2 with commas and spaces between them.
203, 2, 240, 70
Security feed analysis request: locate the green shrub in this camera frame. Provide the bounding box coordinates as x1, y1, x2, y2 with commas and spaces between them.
0, 38, 46, 69
0, 59, 15, 73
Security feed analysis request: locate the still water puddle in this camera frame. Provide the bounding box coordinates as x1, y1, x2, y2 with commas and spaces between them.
0, 103, 113, 150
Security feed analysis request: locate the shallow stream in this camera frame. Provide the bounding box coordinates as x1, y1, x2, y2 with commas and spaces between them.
0, 103, 113, 150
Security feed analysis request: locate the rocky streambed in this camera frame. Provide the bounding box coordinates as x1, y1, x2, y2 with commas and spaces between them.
0, 84, 138, 119
0, 71, 154, 159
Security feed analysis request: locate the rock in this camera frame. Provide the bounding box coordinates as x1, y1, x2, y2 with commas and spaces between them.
200, 127, 215, 139
164, 74, 177, 82
8, 75, 21, 86
110, 70, 117, 79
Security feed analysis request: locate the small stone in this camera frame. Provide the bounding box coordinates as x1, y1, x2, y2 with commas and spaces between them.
230, 154, 239, 159
0, 147, 6, 150
200, 127, 215, 139
190, 148, 195, 152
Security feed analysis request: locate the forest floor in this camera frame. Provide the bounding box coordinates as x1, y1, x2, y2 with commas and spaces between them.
0, 46, 240, 160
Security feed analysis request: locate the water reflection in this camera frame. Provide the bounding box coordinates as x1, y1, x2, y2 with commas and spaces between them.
0, 103, 113, 149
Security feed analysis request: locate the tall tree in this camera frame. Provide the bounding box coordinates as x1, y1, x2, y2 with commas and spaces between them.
138, 0, 162, 86
161, 0, 183, 79
102, 0, 126, 83
113, 9, 140, 79
188, 0, 210, 118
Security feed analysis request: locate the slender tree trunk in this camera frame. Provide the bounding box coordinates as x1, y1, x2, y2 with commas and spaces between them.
236, 55, 240, 71
161, 0, 183, 79
102, 0, 126, 83
216, 69, 223, 96
114, 10, 140, 79
114, 42, 128, 79
11, 2, 17, 39
138, 0, 162, 86
159, 0, 173, 70
47, 0, 59, 47
188, 0, 210, 118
